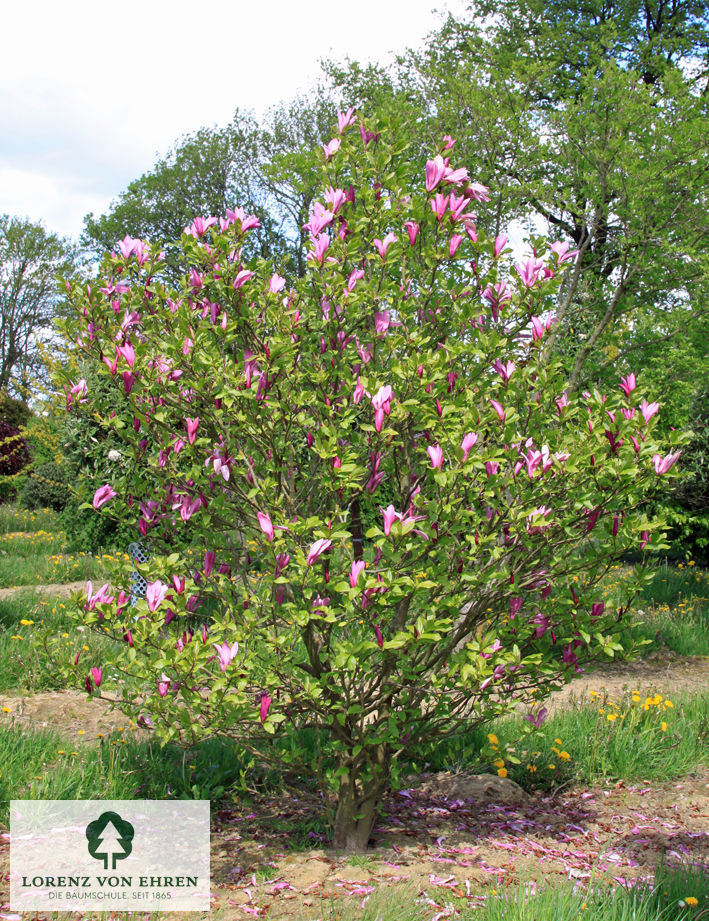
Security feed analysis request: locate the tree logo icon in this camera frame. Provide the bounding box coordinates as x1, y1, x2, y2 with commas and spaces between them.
85, 811, 134, 870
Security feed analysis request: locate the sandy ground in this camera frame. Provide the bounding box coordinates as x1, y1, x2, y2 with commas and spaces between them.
0, 581, 87, 601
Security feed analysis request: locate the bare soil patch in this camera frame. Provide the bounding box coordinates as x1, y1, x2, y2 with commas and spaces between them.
0, 581, 87, 601
547, 650, 709, 711
0, 690, 145, 743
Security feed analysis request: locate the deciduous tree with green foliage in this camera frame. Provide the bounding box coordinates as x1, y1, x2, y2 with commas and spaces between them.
330, 0, 709, 395
59, 115, 681, 851
0, 215, 75, 396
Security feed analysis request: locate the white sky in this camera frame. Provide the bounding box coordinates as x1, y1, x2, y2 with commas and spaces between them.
1, 0, 467, 241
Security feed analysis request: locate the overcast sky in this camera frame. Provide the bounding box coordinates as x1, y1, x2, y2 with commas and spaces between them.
1, 0, 467, 242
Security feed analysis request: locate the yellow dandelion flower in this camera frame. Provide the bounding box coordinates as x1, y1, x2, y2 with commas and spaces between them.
493, 758, 505, 769
664, 700, 674, 709
558, 751, 571, 761
661, 722, 668, 732
20, 619, 34, 626
607, 714, 618, 721
77, 730, 85, 735
497, 767, 508, 778
685, 897, 698, 907
2, 707, 11, 713
554, 738, 562, 745
548, 764, 556, 770
488, 733, 499, 746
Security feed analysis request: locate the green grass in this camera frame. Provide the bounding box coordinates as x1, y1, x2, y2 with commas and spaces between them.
0, 726, 263, 827
605, 563, 709, 657
0, 591, 119, 692
0, 504, 60, 534
409, 690, 709, 792
466, 863, 709, 921
0, 547, 107, 587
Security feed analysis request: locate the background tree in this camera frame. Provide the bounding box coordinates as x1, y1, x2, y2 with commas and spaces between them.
82, 94, 337, 280
328, 0, 709, 395
0, 215, 76, 397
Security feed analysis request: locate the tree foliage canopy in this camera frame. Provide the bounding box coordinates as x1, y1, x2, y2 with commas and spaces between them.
0, 215, 75, 397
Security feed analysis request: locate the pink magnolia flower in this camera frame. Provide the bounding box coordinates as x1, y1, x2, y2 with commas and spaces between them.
467, 181, 490, 202
350, 560, 366, 588
619, 373, 636, 397
258, 512, 275, 542
555, 392, 569, 414
90, 667, 103, 688
404, 221, 419, 245
374, 311, 391, 335
157, 673, 171, 697
427, 444, 444, 469
232, 269, 254, 290
531, 316, 544, 341
269, 273, 286, 294
347, 267, 365, 292
93, 484, 116, 509
526, 506, 552, 534
653, 451, 681, 474
323, 137, 341, 160
371, 385, 393, 433
325, 185, 347, 213
146, 580, 169, 613
307, 233, 330, 265
374, 233, 397, 259
214, 640, 239, 672
449, 234, 463, 257
68, 378, 88, 403
353, 378, 366, 404
489, 399, 506, 423
640, 400, 660, 424
551, 241, 580, 264
461, 431, 478, 462
307, 538, 332, 565
515, 257, 544, 288
524, 707, 548, 728
260, 692, 272, 723
337, 107, 356, 132
493, 234, 507, 258
493, 359, 516, 382
86, 581, 113, 611
381, 505, 425, 538
185, 416, 199, 444
226, 207, 261, 232
430, 192, 449, 221
304, 201, 334, 237
425, 154, 447, 192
